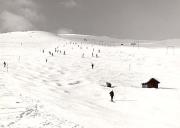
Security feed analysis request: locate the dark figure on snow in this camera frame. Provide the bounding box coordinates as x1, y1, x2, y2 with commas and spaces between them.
3, 61, 6, 68
96, 54, 98, 58
109, 90, 114, 102
106, 82, 112, 88
91, 63, 94, 69
63, 51, 66, 55
46, 59, 48, 63
82, 53, 85, 58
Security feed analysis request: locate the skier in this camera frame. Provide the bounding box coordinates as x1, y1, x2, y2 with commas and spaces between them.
82, 53, 85, 58
96, 54, 98, 58
91, 63, 94, 69
3, 61, 6, 68
109, 90, 114, 102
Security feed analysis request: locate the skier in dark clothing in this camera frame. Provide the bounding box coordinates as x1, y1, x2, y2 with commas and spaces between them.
109, 90, 114, 102
3, 61, 6, 68
91, 63, 94, 69
96, 54, 98, 58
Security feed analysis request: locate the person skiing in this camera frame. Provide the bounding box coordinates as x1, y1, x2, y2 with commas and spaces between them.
109, 90, 114, 102
91, 63, 94, 69
82, 53, 85, 58
96, 54, 98, 58
3, 61, 6, 68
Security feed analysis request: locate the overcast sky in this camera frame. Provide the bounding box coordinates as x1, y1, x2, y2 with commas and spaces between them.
1, 0, 180, 40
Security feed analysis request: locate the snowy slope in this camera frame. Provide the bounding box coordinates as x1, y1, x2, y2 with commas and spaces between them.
0, 31, 180, 128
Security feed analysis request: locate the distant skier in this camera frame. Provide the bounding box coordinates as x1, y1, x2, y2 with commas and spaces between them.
3, 61, 6, 68
45, 59, 48, 63
96, 54, 98, 58
91, 63, 94, 69
63, 51, 66, 55
109, 90, 114, 102
82, 53, 85, 58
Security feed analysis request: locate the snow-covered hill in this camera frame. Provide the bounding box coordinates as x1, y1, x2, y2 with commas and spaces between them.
0, 31, 180, 128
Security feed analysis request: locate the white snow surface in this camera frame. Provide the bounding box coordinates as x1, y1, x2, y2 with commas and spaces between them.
0, 31, 180, 128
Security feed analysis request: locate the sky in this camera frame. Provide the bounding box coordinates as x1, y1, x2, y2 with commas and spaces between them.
1, 0, 180, 40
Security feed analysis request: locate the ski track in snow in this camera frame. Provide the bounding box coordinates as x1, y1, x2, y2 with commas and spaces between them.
0, 31, 180, 128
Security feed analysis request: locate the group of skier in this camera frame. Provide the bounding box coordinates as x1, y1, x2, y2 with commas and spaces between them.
91, 63, 115, 102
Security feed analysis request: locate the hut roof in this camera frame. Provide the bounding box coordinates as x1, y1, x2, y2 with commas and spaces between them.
147, 78, 160, 84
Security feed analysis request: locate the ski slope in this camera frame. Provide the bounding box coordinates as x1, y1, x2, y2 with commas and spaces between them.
0, 31, 180, 128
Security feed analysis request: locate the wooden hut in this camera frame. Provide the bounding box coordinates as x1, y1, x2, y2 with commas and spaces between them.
142, 78, 160, 88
